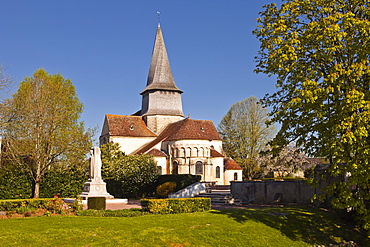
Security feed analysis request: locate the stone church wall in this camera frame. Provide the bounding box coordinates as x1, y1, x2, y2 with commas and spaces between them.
111, 136, 156, 155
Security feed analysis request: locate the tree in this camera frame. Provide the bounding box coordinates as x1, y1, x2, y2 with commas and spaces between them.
254, 0, 370, 230
256, 144, 310, 178
2, 69, 93, 198
218, 96, 276, 180
101, 142, 158, 197
0, 65, 13, 134
0, 65, 12, 99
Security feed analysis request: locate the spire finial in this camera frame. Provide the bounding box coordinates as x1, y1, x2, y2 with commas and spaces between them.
157, 11, 161, 25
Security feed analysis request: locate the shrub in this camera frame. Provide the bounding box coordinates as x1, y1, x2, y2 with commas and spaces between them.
141, 198, 211, 214
87, 197, 106, 210
15, 206, 38, 214
45, 196, 69, 214
156, 182, 176, 197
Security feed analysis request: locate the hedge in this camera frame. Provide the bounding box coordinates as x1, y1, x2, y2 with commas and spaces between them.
141, 198, 211, 214
0, 163, 87, 199
76, 208, 149, 217
0, 198, 53, 211
87, 197, 106, 210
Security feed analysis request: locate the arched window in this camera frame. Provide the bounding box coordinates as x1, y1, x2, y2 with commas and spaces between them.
234, 172, 238, 181
195, 161, 203, 175
216, 166, 220, 178
157, 166, 162, 175
172, 161, 178, 175
181, 148, 185, 157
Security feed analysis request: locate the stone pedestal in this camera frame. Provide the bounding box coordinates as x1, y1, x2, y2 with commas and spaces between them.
80, 179, 114, 199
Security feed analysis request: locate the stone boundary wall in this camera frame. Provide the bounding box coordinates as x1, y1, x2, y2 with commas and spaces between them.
231, 180, 320, 204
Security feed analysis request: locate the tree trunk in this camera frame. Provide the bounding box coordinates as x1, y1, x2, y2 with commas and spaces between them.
33, 180, 40, 198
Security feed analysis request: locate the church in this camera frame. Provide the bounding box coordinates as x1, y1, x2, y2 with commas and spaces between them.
100, 23, 242, 185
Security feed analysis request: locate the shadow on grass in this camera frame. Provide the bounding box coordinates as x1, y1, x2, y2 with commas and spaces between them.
211, 205, 370, 246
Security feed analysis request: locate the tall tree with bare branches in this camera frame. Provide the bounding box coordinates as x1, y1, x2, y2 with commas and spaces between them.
218, 96, 276, 180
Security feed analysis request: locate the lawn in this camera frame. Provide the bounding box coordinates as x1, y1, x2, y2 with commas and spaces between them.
0, 205, 368, 246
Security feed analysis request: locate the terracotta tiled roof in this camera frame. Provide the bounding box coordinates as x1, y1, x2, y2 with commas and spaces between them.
224, 158, 243, 170
211, 149, 224, 158
147, 149, 167, 157
133, 118, 222, 154
105, 114, 157, 137
165, 118, 222, 141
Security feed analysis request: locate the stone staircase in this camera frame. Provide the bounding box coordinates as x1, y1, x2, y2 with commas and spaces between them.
195, 185, 242, 204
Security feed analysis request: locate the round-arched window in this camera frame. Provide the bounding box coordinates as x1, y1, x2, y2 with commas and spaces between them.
216, 166, 220, 178
173, 161, 179, 175
195, 161, 203, 175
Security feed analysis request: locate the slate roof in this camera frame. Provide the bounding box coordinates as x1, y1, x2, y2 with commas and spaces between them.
133, 118, 222, 154
105, 114, 157, 137
224, 158, 243, 170
141, 23, 182, 95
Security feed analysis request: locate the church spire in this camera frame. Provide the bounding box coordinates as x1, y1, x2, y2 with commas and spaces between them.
141, 23, 183, 95
140, 23, 185, 134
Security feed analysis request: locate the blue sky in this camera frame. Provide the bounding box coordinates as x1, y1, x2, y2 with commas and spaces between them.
0, 0, 281, 142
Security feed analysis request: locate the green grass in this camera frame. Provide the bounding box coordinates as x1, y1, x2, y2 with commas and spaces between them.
0, 205, 369, 246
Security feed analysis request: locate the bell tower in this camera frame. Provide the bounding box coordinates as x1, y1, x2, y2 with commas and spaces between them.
140, 23, 184, 134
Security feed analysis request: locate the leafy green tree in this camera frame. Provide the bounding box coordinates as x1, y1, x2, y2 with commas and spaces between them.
2, 69, 93, 198
218, 96, 276, 180
101, 142, 158, 197
254, 0, 370, 230
100, 142, 125, 179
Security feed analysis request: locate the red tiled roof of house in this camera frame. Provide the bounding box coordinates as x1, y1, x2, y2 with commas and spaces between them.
224, 158, 243, 170
147, 149, 167, 157
133, 118, 222, 154
105, 114, 157, 137
211, 149, 224, 158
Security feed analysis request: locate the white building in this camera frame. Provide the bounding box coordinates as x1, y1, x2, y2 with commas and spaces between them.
100, 24, 242, 185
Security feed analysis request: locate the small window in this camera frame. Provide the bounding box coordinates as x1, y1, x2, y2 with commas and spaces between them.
172, 161, 178, 175
234, 172, 238, 181
216, 166, 220, 178
195, 161, 203, 175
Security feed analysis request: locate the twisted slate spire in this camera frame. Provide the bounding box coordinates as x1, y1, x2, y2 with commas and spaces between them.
141, 23, 183, 94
